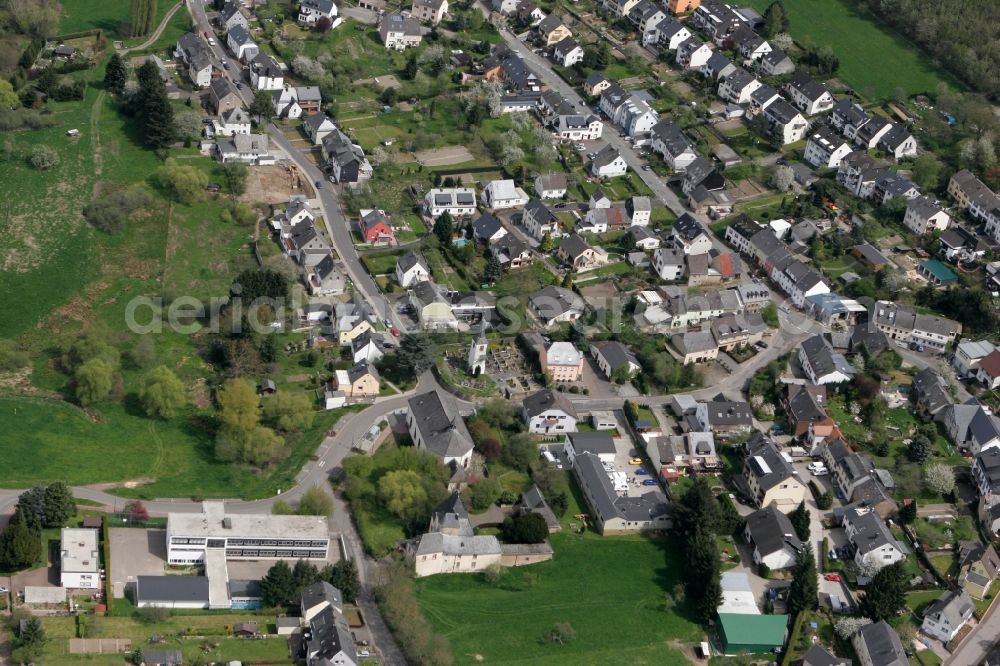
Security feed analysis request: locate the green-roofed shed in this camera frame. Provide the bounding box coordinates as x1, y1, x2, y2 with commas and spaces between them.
918, 259, 957, 286
717, 612, 789, 654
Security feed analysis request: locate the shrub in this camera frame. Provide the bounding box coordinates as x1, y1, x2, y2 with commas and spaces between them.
29, 144, 59, 169
83, 186, 154, 234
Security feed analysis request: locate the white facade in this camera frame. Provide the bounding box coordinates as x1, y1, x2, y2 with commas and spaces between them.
61, 528, 100, 589
166, 501, 330, 565
903, 197, 951, 235
481, 180, 529, 210
424, 188, 477, 218
526, 408, 578, 434
804, 131, 853, 169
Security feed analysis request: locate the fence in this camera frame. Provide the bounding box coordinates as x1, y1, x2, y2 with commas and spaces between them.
104, 514, 167, 529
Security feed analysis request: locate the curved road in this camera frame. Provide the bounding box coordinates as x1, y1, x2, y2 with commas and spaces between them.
121, 1, 184, 55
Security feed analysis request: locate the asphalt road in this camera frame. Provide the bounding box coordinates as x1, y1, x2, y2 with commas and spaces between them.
186, 0, 407, 333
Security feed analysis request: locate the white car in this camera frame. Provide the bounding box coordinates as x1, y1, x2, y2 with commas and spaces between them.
809, 467, 829, 476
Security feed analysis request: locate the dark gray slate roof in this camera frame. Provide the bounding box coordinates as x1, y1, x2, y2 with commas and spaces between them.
407, 390, 474, 459
137, 576, 209, 604
745, 504, 801, 558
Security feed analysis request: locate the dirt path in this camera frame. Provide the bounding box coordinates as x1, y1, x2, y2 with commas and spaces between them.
90, 90, 105, 177
120, 1, 184, 55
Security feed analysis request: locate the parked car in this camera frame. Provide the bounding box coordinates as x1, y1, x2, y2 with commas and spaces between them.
642, 478, 658, 486
315, 180, 324, 189
824, 573, 841, 582
390, 327, 400, 337
641, 165, 651, 171
828, 549, 838, 561
756, 341, 768, 349
204, 31, 211, 38
635, 468, 648, 475
629, 458, 643, 465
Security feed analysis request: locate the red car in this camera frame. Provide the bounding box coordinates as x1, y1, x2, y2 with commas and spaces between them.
204, 31, 211, 38
390, 327, 400, 337
824, 573, 841, 582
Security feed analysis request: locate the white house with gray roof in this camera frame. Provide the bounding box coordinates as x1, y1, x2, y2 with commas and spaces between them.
842, 506, 907, 571
528, 285, 583, 327
522, 389, 577, 434
921, 589, 974, 642
298, 0, 338, 25
406, 391, 474, 467
590, 341, 640, 380
743, 505, 802, 570
799, 335, 855, 385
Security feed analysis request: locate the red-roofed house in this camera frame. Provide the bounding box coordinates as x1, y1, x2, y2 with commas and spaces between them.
712, 252, 739, 280
358, 209, 395, 246
978, 351, 1000, 390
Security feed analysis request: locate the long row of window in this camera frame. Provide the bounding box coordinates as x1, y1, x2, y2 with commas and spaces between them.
171, 537, 328, 548
225, 549, 327, 559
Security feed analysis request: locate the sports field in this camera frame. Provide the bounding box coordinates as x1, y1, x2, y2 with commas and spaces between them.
743, 0, 959, 101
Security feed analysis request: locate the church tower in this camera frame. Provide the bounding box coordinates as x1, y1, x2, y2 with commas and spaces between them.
468, 329, 488, 376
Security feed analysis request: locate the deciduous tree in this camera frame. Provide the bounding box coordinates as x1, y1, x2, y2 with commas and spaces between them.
298, 485, 333, 517
139, 365, 186, 418
29, 143, 58, 169
157, 159, 208, 203
924, 463, 955, 495
75, 358, 115, 405
262, 392, 315, 432
378, 469, 428, 521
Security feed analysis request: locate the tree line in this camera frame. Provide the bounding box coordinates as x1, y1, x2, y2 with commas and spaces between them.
857, 0, 1000, 99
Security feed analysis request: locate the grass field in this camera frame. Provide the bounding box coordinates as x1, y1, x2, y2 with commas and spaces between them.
39, 612, 292, 665
59, 0, 177, 41
416, 530, 701, 665
0, 396, 361, 499
742, 0, 958, 101
414, 474, 701, 665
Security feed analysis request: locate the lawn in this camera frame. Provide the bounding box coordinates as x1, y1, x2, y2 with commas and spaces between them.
415, 531, 702, 665
742, 0, 960, 101
59, 0, 177, 41
0, 397, 362, 499
38, 612, 292, 665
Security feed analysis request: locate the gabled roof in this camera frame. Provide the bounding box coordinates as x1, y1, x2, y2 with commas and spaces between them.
591, 340, 638, 371
745, 504, 802, 557
592, 144, 623, 169
558, 233, 593, 259
407, 390, 474, 459
396, 250, 428, 274
301, 581, 342, 614
529, 285, 583, 320
745, 434, 796, 490
924, 589, 973, 628
522, 388, 577, 418
538, 14, 565, 34
787, 71, 830, 102
472, 213, 504, 239
843, 507, 905, 556
855, 621, 907, 666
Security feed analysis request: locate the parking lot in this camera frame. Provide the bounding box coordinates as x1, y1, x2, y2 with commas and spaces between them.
108, 528, 167, 598
609, 434, 661, 497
